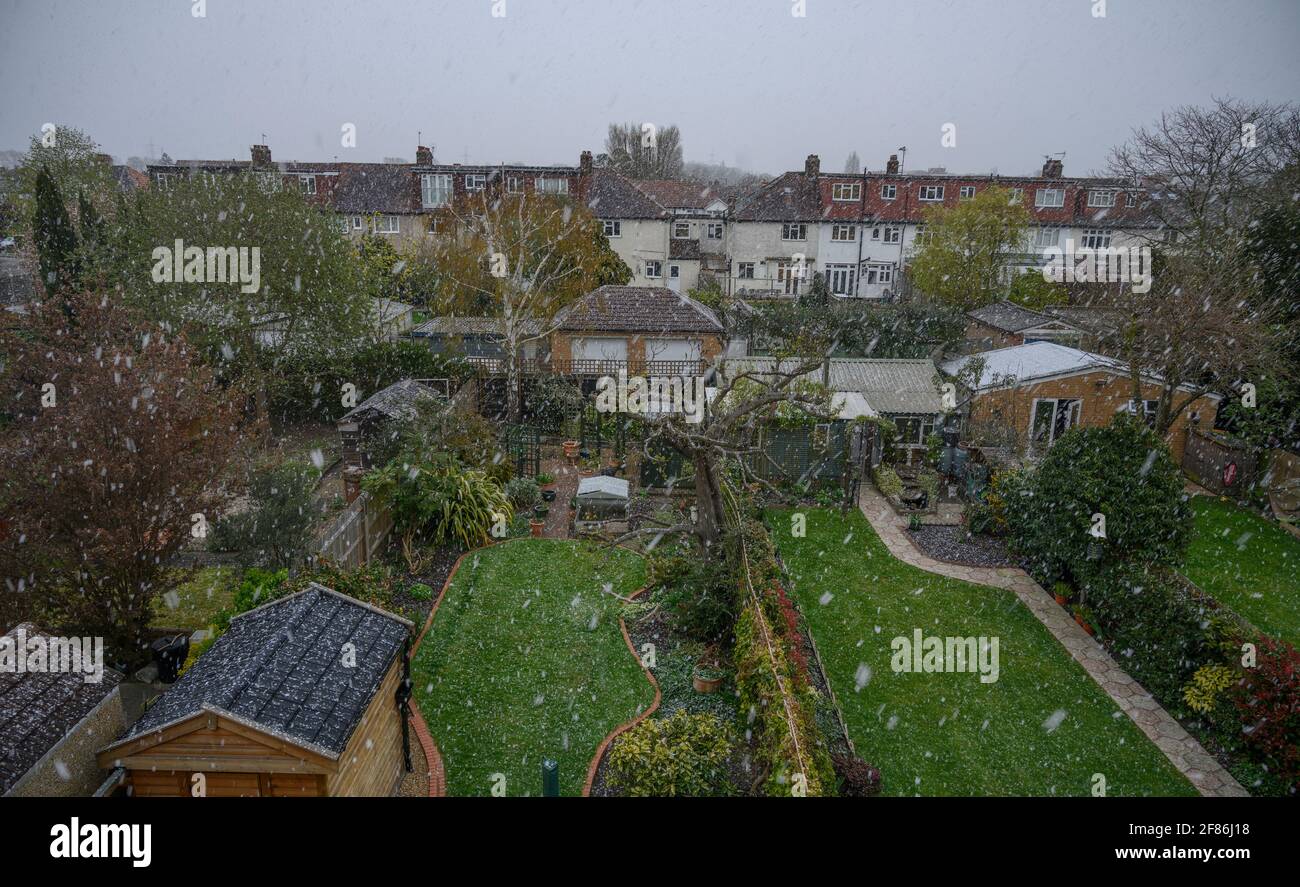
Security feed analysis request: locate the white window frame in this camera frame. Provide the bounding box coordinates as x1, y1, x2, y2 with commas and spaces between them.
1035, 187, 1064, 208
831, 182, 861, 201
672, 221, 691, 239
465, 174, 487, 192
644, 260, 662, 278
1087, 189, 1115, 208
918, 185, 944, 202
1008, 188, 1024, 204
827, 264, 856, 295
781, 223, 807, 241
536, 176, 569, 195
705, 221, 723, 240
881, 183, 897, 200
372, 215, 401, 235
737, 262, 755, 279
863, 263, 893, 286
506, 175, 523, 194
422, 173, 452, 208
602, 220, 621, 237
892, 414, 937, 446
882, 226, 902, 244
1029, 397, 1080, 449
1080, 228, 1111, 250
351, 215, 364, 231
831, 224, 856, 242
1032, 226, 1060, 249
298, 174, 317, 195
959, 185, 976, 200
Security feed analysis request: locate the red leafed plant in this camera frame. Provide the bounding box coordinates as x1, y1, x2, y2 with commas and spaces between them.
1230, 635, 1300, 793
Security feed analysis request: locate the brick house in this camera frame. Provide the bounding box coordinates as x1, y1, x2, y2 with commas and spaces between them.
942, 341, 1220, 462
550, 285, 725, 379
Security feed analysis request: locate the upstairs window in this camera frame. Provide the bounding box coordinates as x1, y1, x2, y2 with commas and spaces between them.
465, 174, 487, 192
422, 173, 452, 207
602, 220, 621, 237
1032, 227, 1060, 249
831, 224, 856, 241
1035, 188, 1064, 208
705, 222, 723, 239
298, 175, 317, 195
918, 185, 944, 201
959, 185, 976, 200
1008, 188, 1024, 204
832, 182, 861, 201
536, 176, 569, 195
506, 176, 523, 193
880, 184, 897, 200
672, 221, 691, 239
372, 215, 400, 235
1088, 189, 1115, 207
1080, 228, 1111, 249
781, 223, 807, 241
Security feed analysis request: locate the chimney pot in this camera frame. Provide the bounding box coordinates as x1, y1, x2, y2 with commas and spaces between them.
251, 144, 272, 167
805, 154, 820, 178
1042, 158, 1063, 178
415, 145, 433, 165
579, 150, 593, 175
886, 154, 900, 175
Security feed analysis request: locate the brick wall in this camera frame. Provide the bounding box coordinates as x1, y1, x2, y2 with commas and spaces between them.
962, 320, 1024, 352
550, 331, 723, 372
967, 370, 1219, 462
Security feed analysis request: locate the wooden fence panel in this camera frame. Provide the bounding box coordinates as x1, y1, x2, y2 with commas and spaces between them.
314, 491, 393, 569
1182, 428, 1258, 495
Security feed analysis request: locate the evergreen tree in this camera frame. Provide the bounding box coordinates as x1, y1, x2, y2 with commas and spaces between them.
32, 165, 79, 296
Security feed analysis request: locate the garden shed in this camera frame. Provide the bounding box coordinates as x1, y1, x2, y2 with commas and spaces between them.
575, 475, 629, 529
337, 378, 445, 473
96, 584, 413, 797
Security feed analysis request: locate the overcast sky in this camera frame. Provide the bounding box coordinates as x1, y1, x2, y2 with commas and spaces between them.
3, 0, 1298, 176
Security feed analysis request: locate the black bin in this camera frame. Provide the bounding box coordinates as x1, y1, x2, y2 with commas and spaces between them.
150, 634, 190, 684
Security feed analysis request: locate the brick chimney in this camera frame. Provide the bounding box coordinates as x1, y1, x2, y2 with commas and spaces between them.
94, 153, 113, 166
1042, 157, 1063, 178
805, 154, 820, 178
250, 144, 272, 167
886, 154, 900, 175
415, 145, 433, 165
579, 150, 593, 176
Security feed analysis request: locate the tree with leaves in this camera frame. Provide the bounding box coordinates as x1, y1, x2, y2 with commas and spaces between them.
0, 291, 252, 665
605, 122, 684, 179
908, 186, 1029, 310
428, 190, 630, 420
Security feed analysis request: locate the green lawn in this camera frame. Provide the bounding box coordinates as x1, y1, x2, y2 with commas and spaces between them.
770, 507, 1196, 797
412, 539, 656, 796
1184, 496, 1300, 646
152, 567, 241, 631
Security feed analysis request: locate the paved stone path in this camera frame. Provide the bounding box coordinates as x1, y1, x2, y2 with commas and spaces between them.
856, 483, 1249, 797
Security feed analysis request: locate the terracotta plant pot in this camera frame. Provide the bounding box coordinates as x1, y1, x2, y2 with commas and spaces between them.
1054, 593, 1068, 606
562, 440, 579, 460
1073, 613, 1094, 635
693, 672, 724, 694
529, 519, 545, 537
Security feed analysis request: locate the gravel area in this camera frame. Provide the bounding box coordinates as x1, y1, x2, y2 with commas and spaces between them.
905, 525, 1021, 567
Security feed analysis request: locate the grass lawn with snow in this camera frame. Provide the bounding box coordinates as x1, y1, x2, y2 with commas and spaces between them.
769, 507, 1196, 797
1183, 496, 1300, 647
412, 539, 654, 796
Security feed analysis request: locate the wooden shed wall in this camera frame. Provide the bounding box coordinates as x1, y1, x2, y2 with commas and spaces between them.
326, 657, 406, 797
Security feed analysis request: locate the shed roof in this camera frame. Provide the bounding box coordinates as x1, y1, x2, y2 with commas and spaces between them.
1, 624, 123, 795
576, 475, 630, 499
721, 357, 945, 414
105, 585, 410, 759
339, 378, 442, 424
967, 300, 1075, 334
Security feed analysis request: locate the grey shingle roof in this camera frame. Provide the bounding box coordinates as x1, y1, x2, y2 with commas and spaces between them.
412, 316, 542, 337
333, 164, 420, 214
112, 585, 410, 758
1, 624, 122, 795
966, 300, 1068, 333
585, 170, 667, 220
721, 357, 945, 414
557, 285, 723, 333
339, 378, 443, 423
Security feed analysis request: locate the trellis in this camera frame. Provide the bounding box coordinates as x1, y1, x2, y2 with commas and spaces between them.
502, 423, 541, 478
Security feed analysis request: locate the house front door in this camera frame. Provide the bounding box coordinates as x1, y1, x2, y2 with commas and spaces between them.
667, 264, 681, 292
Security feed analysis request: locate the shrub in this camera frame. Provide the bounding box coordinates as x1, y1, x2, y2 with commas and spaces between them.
1080, 562, 1215, 703
872, 464, 902, 499
607, 711, 737, 797
504, 476, 541, 510
1228, 636, 1300, 794
407, 582, 434, 601
1183, 664, 1238, 717
917, 467, 940, 506
832, 753, 882, 797
1003, 415, 1191, 585
232, 567, 290, 614
208, 461, 321, 567
650, 551, 739, 643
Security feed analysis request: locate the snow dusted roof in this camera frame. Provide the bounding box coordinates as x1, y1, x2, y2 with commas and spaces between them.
556, 286, 723, 333
720, 357, 945, 415
107, 585, 410, 758
941, 341, 1123, 388
339, 378, 442, 424
577, 475, 630, 500
1, 624, 123, 795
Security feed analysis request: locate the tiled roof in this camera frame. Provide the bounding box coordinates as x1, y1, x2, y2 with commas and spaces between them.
109, 585, 410, 758
1, 624, 123, 795
339, 378, 443, 423
967, 300, 1073, 333
632, 179, 727, 210
585, 169, 666, 219
556, 286, 724, 333
412, 316, 542, 337
732, 172, 822, 222
333, 164, 420, 214
721, 357, 945, 414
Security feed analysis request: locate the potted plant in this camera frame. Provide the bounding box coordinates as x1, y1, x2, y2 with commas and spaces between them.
534, 503, 549, 519
1072, 604, 1096, 636
562, 440, 579, 461
692, 663, 725, 694
1052, 582, 1070, 607
529, 517, 545, 537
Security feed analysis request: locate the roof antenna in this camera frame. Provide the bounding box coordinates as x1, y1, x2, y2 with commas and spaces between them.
897, 146, 907, 172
